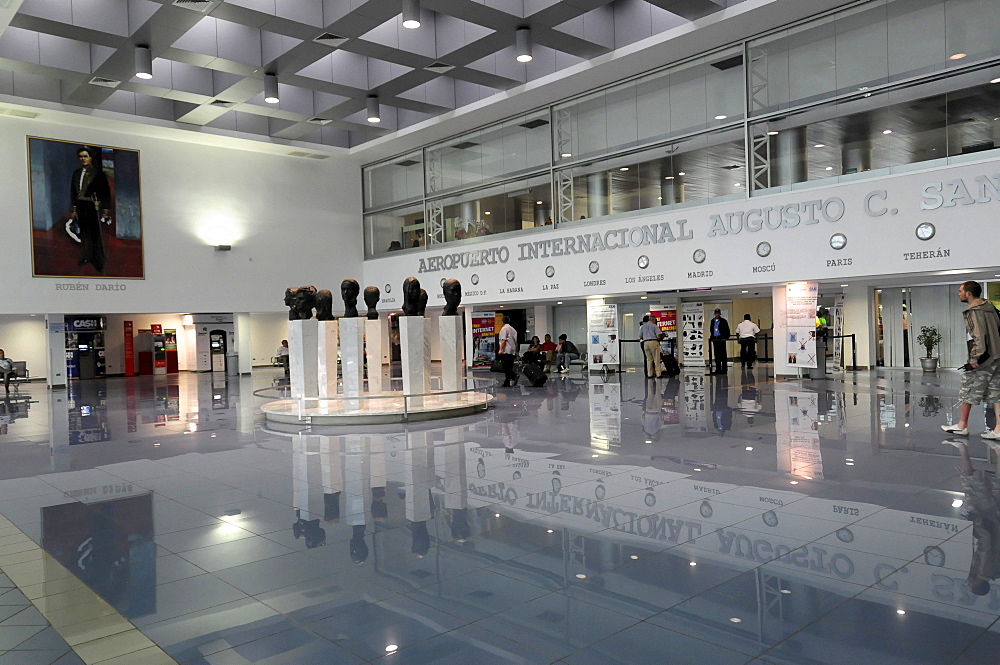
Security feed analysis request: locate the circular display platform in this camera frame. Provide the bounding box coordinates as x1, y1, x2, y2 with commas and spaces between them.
262, 391, 492, 425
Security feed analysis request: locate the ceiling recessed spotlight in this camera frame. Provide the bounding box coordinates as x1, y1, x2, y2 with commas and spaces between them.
657, 196, 662, 200
714, 114, 728, 120
952, 499, 964, 508
592, 454, 599, 458
780, 589, 791, 594
897, 609, 906, 615
949, 53, 966, 60
882, 129, 893, 134
734, 183, 742, 187
664, 176, 675, 180
693, 468, 702, 472
630, 555, 639, 560
745, 446, 753, 451
640, 296, 648, 300
576, 573, 587, 579
814, 143, 826, 148
619, 167, 629, 171
547, 529, 554, 533
789, 480, 799, 485
846, 461, 855, 465
689, 561, 697, 566
557, 301, 563, 305
991, 77, 1000, 84
840, 284, 849, 287
386, 644, 399, 653
767, 130, 779, 136
730, 617, 742, 623
825, 166, 834, 171
536, 200, 543, 204
678, 171, 686, 176
561, 153, 572, 158
495, 513, 500, 517
484, 211, 491, 215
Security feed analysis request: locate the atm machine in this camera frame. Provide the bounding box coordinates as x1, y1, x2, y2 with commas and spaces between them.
136, 330, 167, 375
210, 330, 227, 372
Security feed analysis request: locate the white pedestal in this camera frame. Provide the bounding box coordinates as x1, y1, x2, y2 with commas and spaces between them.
317, 320, 339, 398
439, 316, 464, 400
288, 319, 318, 399
400, 316, 427, 408
340, 318, 365, 407
365, 319, 383, 395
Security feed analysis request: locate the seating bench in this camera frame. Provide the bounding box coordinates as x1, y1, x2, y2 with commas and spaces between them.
6, 361, 29, 394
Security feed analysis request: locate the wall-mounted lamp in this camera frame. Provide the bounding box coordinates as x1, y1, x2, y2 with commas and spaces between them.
367, 95, 380, 123
214, 245, 232, 252
135, 46, 153, 80
515, 27, 532, 63
401, 0, 420, 29
264, 74, 279, 104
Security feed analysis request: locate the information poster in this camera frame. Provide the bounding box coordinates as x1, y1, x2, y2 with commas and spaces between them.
587, 302, 619, 371
832, 294, 844, 370
681, 302, 704, 366
472, 312, 497, 367
785, 282, 818, 368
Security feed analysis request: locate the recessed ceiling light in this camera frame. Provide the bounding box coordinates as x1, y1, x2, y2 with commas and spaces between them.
657, 196, 662, 200
385, 645, 399, 653
484, 211, 491, 215
693, 468, 702, 472
952, 499, 964, 508
789, 480, 799, 485
619, 167, 629, 171
536, 200, 543, 204
678, 171, 686, 176
630, 555, 639, 560
640, 296, 648, 299
949, 53, 966, 60
825, 166, 833, 171
576, 573, 587, 579
767, 130, 779, 136
547, 529, 554, 533
495, 513, 500, 517
883, 129, 893, 134
991, 77, 1000, 84
557, 301, 563, 305
840, 284, 849, 287
689, 561, 697, 566
814, 143, 825, 148
745, 446, 753, 451
664, 176, 674, 180
561, 153, 572, 158
896, 609, 906, 615
714, 114, 728, 120
780, 589, 791, 594
730, 617, 742, 623
741, 290, 748, 293
846, 462, 855, 465
592, 454, 599, 458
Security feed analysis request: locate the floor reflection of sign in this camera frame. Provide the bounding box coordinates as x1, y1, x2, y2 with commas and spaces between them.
42, 493, 155, 618
589, 377, 621, 446
683, 373, 707, 432
775, 387, 823, 479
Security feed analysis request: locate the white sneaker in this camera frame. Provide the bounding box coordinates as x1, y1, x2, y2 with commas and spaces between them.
981, 430, 1000, 441
560, 368, 569, 374
941, 438, 968, 449
941, 424, 969, 436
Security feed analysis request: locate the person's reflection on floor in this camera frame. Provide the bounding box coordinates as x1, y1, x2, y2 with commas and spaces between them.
711, 374, 732, 435
738, 369, 762, 425
292, 509, 326, 549
944, 437, 1000, 596
643, 378, 663, 441
449, 508, 470, 543
371, 487, 388, 520
349, 524, 369, 565
411, 520, 431, 558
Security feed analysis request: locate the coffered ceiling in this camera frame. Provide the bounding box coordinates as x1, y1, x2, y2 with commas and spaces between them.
0, 0, 750, 149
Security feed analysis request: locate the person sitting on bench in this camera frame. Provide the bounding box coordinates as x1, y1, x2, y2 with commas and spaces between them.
555, 334, 580, 373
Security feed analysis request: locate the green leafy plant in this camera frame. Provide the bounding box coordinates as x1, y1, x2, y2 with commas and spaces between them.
916, 326, 942, 358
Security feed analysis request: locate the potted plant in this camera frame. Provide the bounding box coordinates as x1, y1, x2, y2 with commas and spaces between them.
916, 325, 942, 372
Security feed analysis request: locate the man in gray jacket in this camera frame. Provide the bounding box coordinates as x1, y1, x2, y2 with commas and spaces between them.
942, 281, 1000, 439
0, 350, 14, 394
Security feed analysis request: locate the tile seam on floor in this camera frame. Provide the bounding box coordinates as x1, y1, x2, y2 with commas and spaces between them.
0, 513, 179, 665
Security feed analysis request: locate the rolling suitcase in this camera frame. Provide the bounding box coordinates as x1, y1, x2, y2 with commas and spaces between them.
661, 352, 680, 377
522, 362, 548, 387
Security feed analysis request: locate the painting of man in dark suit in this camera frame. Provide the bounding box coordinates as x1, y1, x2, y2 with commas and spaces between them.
28, 137, 144, 278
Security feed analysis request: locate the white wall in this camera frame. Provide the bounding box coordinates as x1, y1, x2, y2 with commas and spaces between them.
0, 316, 47, 378
0, 114, 362, 315
249, 312, 289, 366
104, 313, 188, 374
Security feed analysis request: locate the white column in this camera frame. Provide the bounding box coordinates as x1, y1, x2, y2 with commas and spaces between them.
400, 317, 427, 408
317, 321, 340, 398
439, 316, 464, 399
340, 318, 365, 407
423, 319, 433, 394
288, 319, 319, 398
365, 319, 384, 395
44, 315, 67, 388
235, 312, 252, 374
842, 287, 874, 370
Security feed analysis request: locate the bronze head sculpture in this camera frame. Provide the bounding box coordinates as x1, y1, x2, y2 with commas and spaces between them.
315, 289, 335, 321
442, 279, 462, 316
341, 279, 360, 318
363, 286, 380, 320
287, 285, 317, 320
402, 277, 422, 316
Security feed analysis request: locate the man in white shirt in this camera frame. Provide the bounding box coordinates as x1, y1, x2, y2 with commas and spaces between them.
735, 314, 761, 370
276, 340, 289, 376
497, 316, 519, 387
639, 315, 664, 378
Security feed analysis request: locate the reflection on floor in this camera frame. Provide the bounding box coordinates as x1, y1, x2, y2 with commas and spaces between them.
0, 366, 997, 664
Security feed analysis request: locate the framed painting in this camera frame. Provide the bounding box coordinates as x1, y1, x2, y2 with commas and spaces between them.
28, 137, 144, 278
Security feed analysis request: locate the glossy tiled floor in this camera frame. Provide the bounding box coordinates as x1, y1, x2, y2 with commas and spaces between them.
0, 364, 997, 664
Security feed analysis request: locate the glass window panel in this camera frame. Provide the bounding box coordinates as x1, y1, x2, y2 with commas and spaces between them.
362, 151, 423, 211
945, 0, 1000, 66
426, 111, 551, 195
365, 203, 425, 258
887, 0, 945, 79
427, 175, 552, 244
555, 128, 745, 226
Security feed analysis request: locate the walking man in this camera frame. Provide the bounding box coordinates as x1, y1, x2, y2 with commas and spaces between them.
941, 281, 1000, 438
639, 315, 664, 378
709, 309, 730, 375
0, 351, 14, 394
498, 315, 519, 388
736, 314, 761, 370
